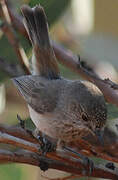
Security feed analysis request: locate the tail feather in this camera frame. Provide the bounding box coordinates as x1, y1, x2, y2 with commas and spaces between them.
33, 5, 50, 48
21, 5, 60, 79
21, 5, 36, 44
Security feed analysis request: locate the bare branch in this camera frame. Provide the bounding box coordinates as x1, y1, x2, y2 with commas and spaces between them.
0, 124, 38, 143
0, 56, 25, 77
0, 0, 28, 39
0, 131, 40, 152
0, 0, 30, 74
1, 124, 118, 172
0, 125, 117, 179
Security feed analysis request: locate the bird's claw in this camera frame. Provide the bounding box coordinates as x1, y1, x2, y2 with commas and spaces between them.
83, 157, 94, 175
37, 135, 56, 155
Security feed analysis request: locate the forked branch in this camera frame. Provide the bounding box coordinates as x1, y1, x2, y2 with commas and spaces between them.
0, 124, 117, 179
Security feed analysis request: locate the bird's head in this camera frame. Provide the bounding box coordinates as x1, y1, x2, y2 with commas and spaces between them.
78, 82, 107, 144
65, 80, 107, 144
81, 108, 106, 144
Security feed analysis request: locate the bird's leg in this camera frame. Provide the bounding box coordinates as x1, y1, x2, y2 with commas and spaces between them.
35, 131, 57, 155
63, 146, 94, 175
29, 128, 56, 154
17, 115, 56, 154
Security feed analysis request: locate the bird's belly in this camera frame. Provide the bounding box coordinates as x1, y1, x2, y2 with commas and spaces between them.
28, 105, 59, 139
28, 106, 89, 143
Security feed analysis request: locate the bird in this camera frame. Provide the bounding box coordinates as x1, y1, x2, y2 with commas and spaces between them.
13, 5, 107, 151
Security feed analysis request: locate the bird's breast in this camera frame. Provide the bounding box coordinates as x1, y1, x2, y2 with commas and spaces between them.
28, 105, 59, 139
28, 105, 91, 143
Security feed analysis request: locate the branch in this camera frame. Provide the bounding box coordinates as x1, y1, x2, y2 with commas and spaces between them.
2, 124, 118, 165
0, 0, 30, 75
0, 56, 25, 77
0, 124, 117, 179
0, 0, 28, 39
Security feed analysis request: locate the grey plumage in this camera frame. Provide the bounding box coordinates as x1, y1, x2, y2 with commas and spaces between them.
13, 5, 107, 144
13, 76, 107, 142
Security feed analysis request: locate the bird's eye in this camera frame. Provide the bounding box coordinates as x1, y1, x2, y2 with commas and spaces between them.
82, 114, 88, 121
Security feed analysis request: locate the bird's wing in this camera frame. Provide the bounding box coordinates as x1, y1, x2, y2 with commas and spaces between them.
12, 75, 58, 113
21, 5, 60, 79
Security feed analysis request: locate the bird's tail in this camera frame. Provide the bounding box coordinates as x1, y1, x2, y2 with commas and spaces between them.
21, 5, 60, 79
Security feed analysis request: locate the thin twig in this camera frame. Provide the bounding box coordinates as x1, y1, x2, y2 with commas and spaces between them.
0, 56, 25, 77
0, 22, 30, 74
0, 0, 30, 74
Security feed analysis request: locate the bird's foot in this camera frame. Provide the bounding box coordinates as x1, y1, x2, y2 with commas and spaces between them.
35, 133, 56, 171
33, 129, 56, 154
37, 134, 56, 155
63, 146, 94, 175
17, 115, 56, 155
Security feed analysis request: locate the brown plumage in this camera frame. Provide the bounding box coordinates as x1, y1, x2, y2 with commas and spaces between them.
13, 5, 107, 145
22, 5, 60, 78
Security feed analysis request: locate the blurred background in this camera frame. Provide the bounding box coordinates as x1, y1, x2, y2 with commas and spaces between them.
0, 0, 118, 179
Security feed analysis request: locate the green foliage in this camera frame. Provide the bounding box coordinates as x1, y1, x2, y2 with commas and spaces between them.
0, 71, 8, 83
0, 35, 18, 63
25, 117, 35, 130
29, 0, 71, 26
0, 164, 22, 180
59, 64, 79, 79
107, 103, 118, 120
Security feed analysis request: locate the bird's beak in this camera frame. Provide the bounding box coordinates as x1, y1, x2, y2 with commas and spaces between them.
94, 129, 104, 145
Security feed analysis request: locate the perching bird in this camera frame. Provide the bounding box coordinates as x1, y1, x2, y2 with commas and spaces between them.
13, 5, 107, 148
